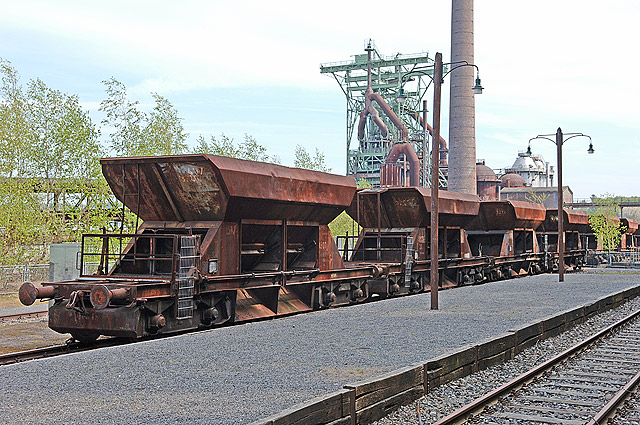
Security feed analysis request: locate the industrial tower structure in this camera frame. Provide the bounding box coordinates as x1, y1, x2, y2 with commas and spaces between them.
320, 41, 448, 187
448, 0, 477, 195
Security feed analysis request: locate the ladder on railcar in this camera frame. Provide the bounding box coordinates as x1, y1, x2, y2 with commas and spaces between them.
177, 235, 198, 319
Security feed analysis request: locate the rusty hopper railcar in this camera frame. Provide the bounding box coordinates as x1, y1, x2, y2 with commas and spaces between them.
620, 218, 639, 250
19, 154, 380, 341
538, 208, 589, 271
465, 200, 547, 278
343, 187, 486, 291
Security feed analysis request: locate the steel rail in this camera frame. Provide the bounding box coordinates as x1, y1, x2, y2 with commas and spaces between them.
0, 337, 122, 366
431, 307, 640, 425
586, 369, 640, 425
0, 310, 48, 323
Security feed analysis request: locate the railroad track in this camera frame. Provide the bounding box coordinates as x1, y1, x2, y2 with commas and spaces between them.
0, 309, 48, 323
0, 337, 126, 366
431, 308, 640, 425
607, 384, 640, 424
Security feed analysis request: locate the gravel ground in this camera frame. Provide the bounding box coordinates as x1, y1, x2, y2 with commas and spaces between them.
0, 269, 638, 425
374, 276, 640, 425
610, 387, 640, 425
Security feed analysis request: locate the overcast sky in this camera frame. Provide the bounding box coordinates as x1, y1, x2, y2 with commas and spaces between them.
1, 0, 638, 198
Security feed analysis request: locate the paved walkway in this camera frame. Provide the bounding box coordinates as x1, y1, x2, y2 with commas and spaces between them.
1, 269, 638, 425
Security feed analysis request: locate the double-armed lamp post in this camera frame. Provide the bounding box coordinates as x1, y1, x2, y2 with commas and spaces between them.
398, 53, 483, 309
528, 129, 594, 282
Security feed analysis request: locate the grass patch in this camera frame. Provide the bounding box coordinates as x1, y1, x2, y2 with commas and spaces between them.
0, 293, 24, 309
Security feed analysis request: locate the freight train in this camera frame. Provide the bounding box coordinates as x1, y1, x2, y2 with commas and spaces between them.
19, 155, 590, 342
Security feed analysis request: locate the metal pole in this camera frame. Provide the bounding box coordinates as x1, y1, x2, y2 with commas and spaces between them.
423, 100, 428, 187
430, 52, 443, 310
556, 127, 564, 282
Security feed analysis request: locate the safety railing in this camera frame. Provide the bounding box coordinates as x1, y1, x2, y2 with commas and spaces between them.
586, 250, 640, 268
336, 233, 411, 262
80, 233, 180, 280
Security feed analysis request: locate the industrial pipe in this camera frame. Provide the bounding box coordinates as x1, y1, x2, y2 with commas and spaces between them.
358, 87, 388, 139
357, 87, 409, 141
385, 142, 420, 186
411, 112, 449, 166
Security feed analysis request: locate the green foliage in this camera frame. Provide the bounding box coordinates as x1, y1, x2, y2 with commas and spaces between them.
356, 178, 372, 189
0, 59, 114, 264
591, 194, 640, 204
328, 211, 357, 239
100, 78, 187, 157
588, 193, 625, 251
525, 190, 550, 206
145, 92, 188, 155
328, 179, 370, 238
294, 145, 331, 173
193, 133, 280, 163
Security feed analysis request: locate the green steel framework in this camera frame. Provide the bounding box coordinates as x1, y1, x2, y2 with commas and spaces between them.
320, 42, 448, 187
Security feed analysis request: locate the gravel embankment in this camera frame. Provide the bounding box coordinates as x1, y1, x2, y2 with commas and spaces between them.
0, 269, 638, 424
373, 284, 640, 425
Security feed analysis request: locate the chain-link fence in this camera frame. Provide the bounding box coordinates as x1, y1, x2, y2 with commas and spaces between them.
0, 264, 49, 290
586, 250, 640, 268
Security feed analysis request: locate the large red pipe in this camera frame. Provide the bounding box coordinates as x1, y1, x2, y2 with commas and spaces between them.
385, 142, 420, 186
412, 112, 448, 166
357, 88, 409, 141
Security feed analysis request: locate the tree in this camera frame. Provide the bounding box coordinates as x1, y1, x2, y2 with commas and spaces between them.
294, 145, 331, 173
0, 59, 108, 263
144, 93, 188, 155
193, 133, 279, 163
588, 194, 625, 251
99, 78, 144, 157
328, 179, 371, 239
25, 78, 103, 208
100, 78, 187, 157
525, 190, 550, 206
0, 59, 30, 177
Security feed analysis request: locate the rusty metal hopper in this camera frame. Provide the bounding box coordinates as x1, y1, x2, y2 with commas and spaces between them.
621, 218, 639, 235
101, 155, 356, 224
466, 201, 546, 231
540, 209, 590, 233
346, 187, 480, 228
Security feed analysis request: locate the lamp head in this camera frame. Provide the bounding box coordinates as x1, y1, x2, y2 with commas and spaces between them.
396, 88, 407, 104
472, 76, 483, 94
587, 142, 594, 154
526, 144, 532, 155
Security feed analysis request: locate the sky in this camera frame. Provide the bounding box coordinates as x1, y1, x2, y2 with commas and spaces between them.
1, 0, 638, 199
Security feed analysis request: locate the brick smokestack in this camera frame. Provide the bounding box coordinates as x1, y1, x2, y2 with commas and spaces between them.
448, 0, 477, 195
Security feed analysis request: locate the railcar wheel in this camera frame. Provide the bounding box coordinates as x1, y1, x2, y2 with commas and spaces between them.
71, 332, 100, 344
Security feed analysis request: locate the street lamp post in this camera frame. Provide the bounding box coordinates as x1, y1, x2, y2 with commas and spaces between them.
528, 128, 594, 282
397, 54, 482, 309
430, 53, 443, 310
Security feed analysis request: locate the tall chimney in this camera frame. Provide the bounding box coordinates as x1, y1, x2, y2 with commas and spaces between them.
448, 0, 477, 195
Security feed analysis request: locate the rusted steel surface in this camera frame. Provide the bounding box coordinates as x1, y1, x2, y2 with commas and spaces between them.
18, 282, 55, 306
101, 155, 356, 224
384, 143, 420, 186
346, 187, 480, 228
621, 218, 639, 234
48, 302, 143, 339
466, 201, 546, 231
540, 208, 590, 233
